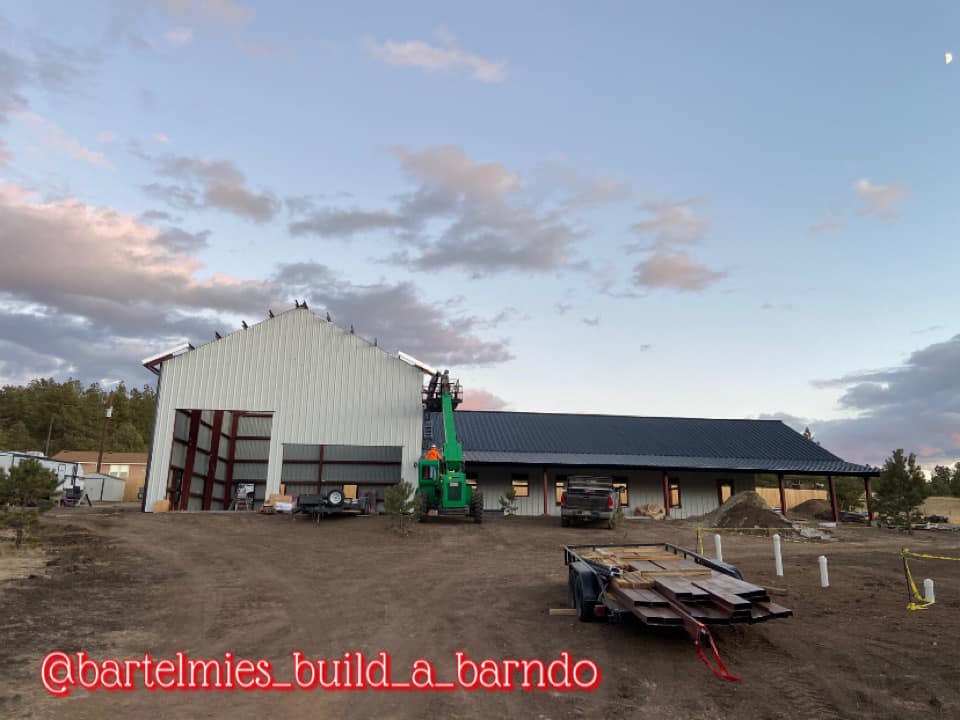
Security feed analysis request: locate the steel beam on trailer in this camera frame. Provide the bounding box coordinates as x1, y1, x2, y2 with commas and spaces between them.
828, 475, 839, 523
201, 411, 224, 510
179, 410, 202, 511
777, 472, 787, 519
223, 412, 241, 509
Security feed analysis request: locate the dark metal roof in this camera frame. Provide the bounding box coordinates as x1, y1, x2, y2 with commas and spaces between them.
429, 411, 877, 476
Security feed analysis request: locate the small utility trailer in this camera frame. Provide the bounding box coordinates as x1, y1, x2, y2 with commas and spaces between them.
564, 543, 792, 680
296, 489, 373, 521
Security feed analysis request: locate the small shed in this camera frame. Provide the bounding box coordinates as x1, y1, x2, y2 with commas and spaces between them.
82, 472, 127, 503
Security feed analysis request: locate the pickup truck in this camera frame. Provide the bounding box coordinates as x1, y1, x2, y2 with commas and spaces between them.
561, 476, 619, 528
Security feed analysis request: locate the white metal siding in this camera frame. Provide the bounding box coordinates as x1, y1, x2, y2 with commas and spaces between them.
145, 309, 423, 510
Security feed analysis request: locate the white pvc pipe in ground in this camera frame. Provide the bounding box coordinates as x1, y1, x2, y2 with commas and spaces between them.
773, 534, 783, 577
819, 555, 829, 587
714, 533, 723, 562
924, 578, 935, 603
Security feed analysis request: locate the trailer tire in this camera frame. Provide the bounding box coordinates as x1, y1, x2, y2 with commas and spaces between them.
325, 489, 343, 507
470, 490, 483, 523
568, 561, 600, 622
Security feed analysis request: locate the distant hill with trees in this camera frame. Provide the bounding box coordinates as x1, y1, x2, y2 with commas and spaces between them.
0, 379, 156, 455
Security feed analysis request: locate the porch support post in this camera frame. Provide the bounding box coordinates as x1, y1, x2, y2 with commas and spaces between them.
864, 475, 874, 522
828, 475, 839, 523
777, 472, 787, 518
662, 471, 671, 517
316, 444, 325, 493
542, 467, 548, 515
201, 410, 224, 510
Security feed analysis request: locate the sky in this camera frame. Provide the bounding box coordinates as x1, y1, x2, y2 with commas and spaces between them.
1, 0, 958, 470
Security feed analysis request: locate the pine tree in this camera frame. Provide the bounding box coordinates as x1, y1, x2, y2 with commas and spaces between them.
873, 449, 927, 533
929, 466, 953, 497
0, 459, 60, 547
498, 487, 518, 515
384, 479, 418, 534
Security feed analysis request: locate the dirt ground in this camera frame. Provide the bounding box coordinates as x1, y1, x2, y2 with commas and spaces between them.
2, 507, 960, 719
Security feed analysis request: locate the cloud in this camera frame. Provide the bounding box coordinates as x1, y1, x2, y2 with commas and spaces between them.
808, 207, 845, 235
139, 150, 278, 221
581, 316, 600, 327
164, 26, 194, 46
623, 199, 725, 293
555, 302, 572, 315
0, 140, 11, 166
274, 262, 513, 367
854, 178, 908, 221
368, 27, 506, 83
785, 334, 960, 468
0, 183, 512, 384
632, 252, 726, 292
627, 200, 709, 250
460, 388, 509, 411
288, 145, 590, 274
236, 40, 293, 60
150, 0, 254, 28
0, 38, 99, 123
97, 130, 117, 143
21, 113, 114, 169
152, 132, 170, 143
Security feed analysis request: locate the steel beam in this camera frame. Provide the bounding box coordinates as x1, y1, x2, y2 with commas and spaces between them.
223, 412, 241, 509
178, 410, 202, 511
201, 410, 224, 510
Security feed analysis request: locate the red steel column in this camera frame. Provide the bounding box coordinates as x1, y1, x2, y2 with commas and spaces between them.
864, 476, 874, 522
223, 412, 241, 509
179, 410, 202, 511
778, 472, 787, 518
662, 471, 671, 517
201, 410, 224, 510
828, 475, 839, 523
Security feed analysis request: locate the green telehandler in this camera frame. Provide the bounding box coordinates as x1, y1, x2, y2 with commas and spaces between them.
417, 371, 483, 523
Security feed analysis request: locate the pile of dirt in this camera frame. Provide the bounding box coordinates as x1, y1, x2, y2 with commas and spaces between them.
694, 490, 793, 529
790, 498, 834, 521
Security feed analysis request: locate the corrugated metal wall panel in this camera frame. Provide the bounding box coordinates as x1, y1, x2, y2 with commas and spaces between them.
321, 465, 400, 484
197, 425, 212, 450
280, 463, 319, 482
171, 443, 187, 468
145, 309, 423, 510
282, 444, 322, 461
238, 415, 273, 437
323, 445, 402, 462
284, 483, 316, 496
233, 463, 268, 480
174, 411, 189, 439
235, 440, 270, 459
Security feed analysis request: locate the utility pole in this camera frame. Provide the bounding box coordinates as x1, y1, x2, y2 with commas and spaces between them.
96, 393, 115, 474
44, 417, 54, 457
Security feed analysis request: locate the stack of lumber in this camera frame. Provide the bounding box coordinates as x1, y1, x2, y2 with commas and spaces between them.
574, 544, 792, 625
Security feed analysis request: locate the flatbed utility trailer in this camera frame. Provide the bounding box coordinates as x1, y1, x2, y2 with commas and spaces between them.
296, 491, 372, 521
564, 543, 792, 681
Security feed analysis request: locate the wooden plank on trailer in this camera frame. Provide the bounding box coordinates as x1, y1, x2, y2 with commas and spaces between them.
753, 600, 793, 618
639, 568, 714, 579
650, 557, 705, 571
627, 560, 664, 572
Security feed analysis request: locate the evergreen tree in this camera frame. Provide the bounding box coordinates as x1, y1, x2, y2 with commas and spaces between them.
873, 449, 927, 533
0, 459, 60, 547
950, 463, 960, 498
928, 466, 953, 497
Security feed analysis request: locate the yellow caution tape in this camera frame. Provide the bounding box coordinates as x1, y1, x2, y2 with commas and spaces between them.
900, 548, 960, 611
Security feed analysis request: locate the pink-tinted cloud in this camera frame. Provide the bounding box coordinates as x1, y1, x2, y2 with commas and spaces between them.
459, 388, 509, 410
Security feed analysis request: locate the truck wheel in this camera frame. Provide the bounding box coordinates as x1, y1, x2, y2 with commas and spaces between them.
470, 490, 483, 523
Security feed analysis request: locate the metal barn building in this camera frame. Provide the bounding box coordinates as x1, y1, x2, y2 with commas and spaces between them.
142, 307, 423, 512
428, 411, 878, 521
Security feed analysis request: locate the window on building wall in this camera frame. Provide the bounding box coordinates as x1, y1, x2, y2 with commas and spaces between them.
669, 480, 682, 509
613, 476, 629, 506
342, 484, 357, 500
511, 473, 529, 498
109, 464, 130, 478
465, 471, 478, 488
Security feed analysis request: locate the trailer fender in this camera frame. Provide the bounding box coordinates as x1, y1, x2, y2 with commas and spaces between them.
568, 561, 602, 622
